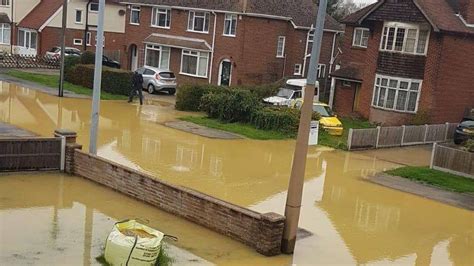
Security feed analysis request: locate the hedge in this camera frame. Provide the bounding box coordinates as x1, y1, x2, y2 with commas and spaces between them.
65, 64, 132, 96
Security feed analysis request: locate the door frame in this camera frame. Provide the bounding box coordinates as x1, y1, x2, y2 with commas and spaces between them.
218, 59, 232, 86
129, 44, 138, 71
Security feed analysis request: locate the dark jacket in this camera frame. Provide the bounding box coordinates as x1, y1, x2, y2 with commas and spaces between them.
132, 72, 143, 88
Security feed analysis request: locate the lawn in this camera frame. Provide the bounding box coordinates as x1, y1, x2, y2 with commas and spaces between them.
318, 117, 376, 149
6, 70, 127, 100
180, 116, 294, 140
386, 166, 474, 193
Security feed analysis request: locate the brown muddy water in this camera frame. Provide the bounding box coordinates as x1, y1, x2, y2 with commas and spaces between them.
1, 82, 473, 265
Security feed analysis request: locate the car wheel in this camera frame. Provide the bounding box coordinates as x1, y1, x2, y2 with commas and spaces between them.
147, 84, 155, 94
454, 139, 463, 145
169, 89, 176, 95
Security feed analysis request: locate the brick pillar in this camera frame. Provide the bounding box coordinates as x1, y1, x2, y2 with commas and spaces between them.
256, 212, 285, 256
54, 129, 82, 174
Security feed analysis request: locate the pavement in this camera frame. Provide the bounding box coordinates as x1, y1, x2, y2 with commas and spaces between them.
0, 122, 37, 138
164, 121, 244, 139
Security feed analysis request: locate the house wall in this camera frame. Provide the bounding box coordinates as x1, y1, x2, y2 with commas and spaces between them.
0, 0, 40, 22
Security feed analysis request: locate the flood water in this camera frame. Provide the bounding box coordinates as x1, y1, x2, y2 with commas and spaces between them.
1, 82, 473, 265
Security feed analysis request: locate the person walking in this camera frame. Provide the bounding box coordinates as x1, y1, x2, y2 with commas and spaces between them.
128, 71, 144, 105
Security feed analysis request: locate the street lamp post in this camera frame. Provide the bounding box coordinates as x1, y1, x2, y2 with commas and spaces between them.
58, 0, 68, 97
281, 0, 327, 254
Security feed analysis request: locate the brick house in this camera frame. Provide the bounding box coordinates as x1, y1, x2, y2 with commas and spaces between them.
119, 0, 343, 92
329, 0, 474, 125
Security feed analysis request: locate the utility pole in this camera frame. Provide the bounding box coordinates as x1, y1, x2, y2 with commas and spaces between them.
89, 0, 106, 154
58, 0, 68, 97
281, 0, 327, 254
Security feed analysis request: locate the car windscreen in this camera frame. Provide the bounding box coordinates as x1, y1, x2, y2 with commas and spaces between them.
49, 47, 60, 53
159, 72, 175, 79
313, 105, 334, 117
276, 88, 294, 99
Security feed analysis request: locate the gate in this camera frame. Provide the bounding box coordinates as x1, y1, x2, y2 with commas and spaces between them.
0, 138, 65, 171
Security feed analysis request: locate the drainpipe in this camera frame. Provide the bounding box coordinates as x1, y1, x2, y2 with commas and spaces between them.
84, 0, 92, 51
208, 11, 217, 84
10, 0, 13, 55
329, 32, 338, 74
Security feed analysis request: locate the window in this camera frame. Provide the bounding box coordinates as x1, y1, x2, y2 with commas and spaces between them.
151, 8, 170, 28
294, 64, 302, 75
130, 5, 140, 25
276, 36, 285, 58
75, 9, 83, 24
317, 64, 326, 78
223, 14, 237, 36
0, 23, 10, 44
372, 74, 422, 113
18, 29, 37, 49
73, 39, 83, 45
86, 32, 91, 46
0, 0, 10, 6
181, 50, 209, 78
380, 22, 430, 55
353, 27, 369, 48
188, 11, 209, 33
144, 44, 170, 69
89, 3, 99, 12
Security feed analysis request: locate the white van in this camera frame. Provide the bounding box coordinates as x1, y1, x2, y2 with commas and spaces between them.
263, 79, 319, 107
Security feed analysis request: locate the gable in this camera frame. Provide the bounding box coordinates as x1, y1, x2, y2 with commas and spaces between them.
365, 0, 428, 24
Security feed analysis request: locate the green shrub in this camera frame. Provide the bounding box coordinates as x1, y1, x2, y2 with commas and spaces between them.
64, 56, 80, 75
65, 64, 133, 96
80, 51, 96, 64
250, 107, 301, 134
175, 84, 220, 111
464, 139, 474, 153
199, 89, 261, 123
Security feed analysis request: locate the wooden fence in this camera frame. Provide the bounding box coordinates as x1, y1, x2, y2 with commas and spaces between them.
347, 123, 458, 150
0, 138, 65, 171
0, 54, 60, 69
430, 143, 474, 178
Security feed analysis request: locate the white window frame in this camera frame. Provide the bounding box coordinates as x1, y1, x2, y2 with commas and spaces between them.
276, 36, 286, 58
317, 64, 326, 78
180, 49, 209, 78
352, 27, 369, 48
187, 11, 210, 33
0, 23, 11, 45
0, 0, 10, 7
86, 32, 91, 46
144, 44, 170, 70
223, 13, 237, 37
73, 38, 83, 46
371, 74, 423, 114
130, 5, 140, 25
151, 7, 171, 29
89, 3, 99, 13
75, 9, 83, 24
380, 22, 430, 56
18, 29, 37, 49
294, 64, 302, 75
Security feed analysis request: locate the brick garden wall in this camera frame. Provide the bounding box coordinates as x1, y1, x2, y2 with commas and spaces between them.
68, 148, 285, 256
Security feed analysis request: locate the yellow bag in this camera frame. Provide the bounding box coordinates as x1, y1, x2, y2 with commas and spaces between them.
104, 220, 164, 266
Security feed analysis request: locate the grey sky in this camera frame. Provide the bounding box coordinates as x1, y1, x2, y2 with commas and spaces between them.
353, 0, 377, 4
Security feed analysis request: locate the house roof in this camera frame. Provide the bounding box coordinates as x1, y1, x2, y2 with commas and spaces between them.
120, 0, 343, 31
144, 33, 212, 51
0, 12, 10, 24
330, 63, 364, 81
342, 0, 474, 35
17, 0, 63, 31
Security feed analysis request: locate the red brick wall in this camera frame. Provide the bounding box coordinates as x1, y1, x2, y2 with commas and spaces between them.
334, 80, 357, 116
70, 148, 285, 256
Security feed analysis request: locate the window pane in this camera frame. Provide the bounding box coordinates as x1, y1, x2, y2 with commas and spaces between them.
76, 10, 82, 22
25, 32, 30, 48
373, 87, 379, 106
381, 78, 388, 86
407, 92, 418, 111
417, 30, 429, 54
194, 16, 204, 31
378, 87, 386, 107
399, 81, 409, 90
386, 89, 396, 109
188, 12, 194, 30
410, 82, 420, 91
389, 79, 397, 88
224, 19, 231, 35
386, 27, 395, 50
146, 49, 160, 67
381, 27, 388, 49
160, 48, 170, 69
198, 56, 208, 77
354, 29, 362, 45
396, 90, 407, 110
394, 28, 405, 51
204, 13, 209, 32
182, 54, 197, 75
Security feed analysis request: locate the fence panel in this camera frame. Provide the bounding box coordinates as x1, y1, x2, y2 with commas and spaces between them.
349, 128, 378, 150
378, 126, 403, 148
0, 138, 62, 171
446, 123, 458, 140
426, 124, 448, 142
432, 144, 474, 178
0, 54, 60, 69
402, 125, 426, 145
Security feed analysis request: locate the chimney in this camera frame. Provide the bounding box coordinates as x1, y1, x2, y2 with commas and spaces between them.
458, 0, 474, 24
241, 0, 248, 13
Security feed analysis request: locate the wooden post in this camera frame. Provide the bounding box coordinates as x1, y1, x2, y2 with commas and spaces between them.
444, 122, 450, 141
347, 128, 353, 151
423, 124, 429, 143
400, 125, 406, 146
430, 142, 437, 169
375, 126, 381, 149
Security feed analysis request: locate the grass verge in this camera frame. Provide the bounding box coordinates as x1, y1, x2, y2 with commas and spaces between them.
96, 245, 173, 266
318, 117, 376, 149
385, 166, 474, 193
180, 116, 294, 140
6, 70, 127, 100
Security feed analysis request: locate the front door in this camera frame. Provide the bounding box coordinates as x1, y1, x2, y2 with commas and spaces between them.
219, 60, 232, 86
130, 44, 138, 71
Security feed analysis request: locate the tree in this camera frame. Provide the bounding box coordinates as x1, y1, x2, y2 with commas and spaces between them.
326, 0, 367, 21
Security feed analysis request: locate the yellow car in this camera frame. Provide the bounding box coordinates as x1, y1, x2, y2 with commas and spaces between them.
292, 100, 344, 136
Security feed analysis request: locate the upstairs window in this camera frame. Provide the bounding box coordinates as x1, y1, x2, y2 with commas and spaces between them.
75, 9, 83, 24
223, 14, 237, 36
317, 64, 326, 78
130, 5, 140, 25
0, 0, 10, 6
151, 8, 171, 28
353, 27, 369, 48
380, 22, 430, 55
188, 11, 209, 33
89, 3, 99, 12
276, 36, 286, 58
372, 74, 422, 113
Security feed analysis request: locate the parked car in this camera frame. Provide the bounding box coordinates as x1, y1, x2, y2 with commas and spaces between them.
102, 55, 121, 69
454, 120, 474, 145
136, 66, 177, 95
263, 79, 319, 107
45, 47, 81, 59
292, 100, 344, 136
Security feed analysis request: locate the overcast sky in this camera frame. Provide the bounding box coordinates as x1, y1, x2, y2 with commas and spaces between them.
353, 0, 377, 4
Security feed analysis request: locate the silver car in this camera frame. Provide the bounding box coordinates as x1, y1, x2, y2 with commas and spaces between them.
136, 66, 177, 95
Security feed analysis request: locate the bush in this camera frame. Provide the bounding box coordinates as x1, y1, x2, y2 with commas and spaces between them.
175, 84, 220, 111
250, 107, 301, 134
464, 139, 474, 153
200, 89, 261, 123
65, 64, 133, 96
80, 51, 96, 64
64, 56, 80, 76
